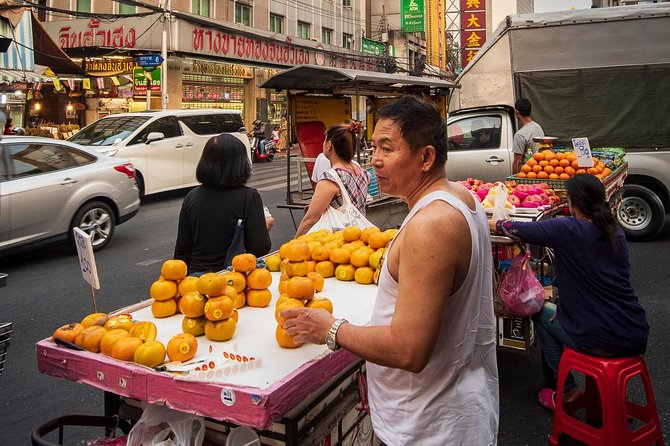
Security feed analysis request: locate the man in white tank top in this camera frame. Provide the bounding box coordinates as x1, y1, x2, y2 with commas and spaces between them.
280, 96, 499, 445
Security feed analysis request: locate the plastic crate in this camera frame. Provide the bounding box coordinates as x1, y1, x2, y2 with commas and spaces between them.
0, 322, 11, 377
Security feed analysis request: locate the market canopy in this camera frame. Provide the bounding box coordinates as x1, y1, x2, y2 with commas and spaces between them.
260, 65, 457, 96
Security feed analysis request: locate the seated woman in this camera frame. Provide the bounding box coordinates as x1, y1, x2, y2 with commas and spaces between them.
296, 122, 371, 236
489, 174, 649, 411
174, 134, 272, 275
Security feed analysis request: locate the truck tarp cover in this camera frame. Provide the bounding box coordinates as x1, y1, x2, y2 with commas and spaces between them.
515, 64, 670, 148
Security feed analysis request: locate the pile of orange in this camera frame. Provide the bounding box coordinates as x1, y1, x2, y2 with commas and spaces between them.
517, 150, 612, 181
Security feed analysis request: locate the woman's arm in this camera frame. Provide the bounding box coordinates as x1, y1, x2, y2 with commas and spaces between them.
173, 202, 193, 266
245, 192, 272, 257
490, 218, 570, 249
295, 180, 340, 237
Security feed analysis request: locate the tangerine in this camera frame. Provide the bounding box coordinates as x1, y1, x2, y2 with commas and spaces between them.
166, 333, 198, 362
315, 261, 335, 278
150, 279, 177, 301
539, 160, 549, 167
361, 226, 381, 243
178, 291, 206, 318
554, 166, 564, 175
354, 267, 375, 284
549, 158, 560, 167
526, 158, 538, 167
247, 289, 272, 307
350, 249, 371, 267
537, 171, 549, 179
160, 259, 187, 281
111, 337, 144, 362
559, 173, 570, 180
246, 268, 272, 289
285, 260, 309, 277
311, 245, 332, 261
544, 165, 555, 174
197, 273, 225, 297
204, 296, 234, 320
307, 296, 333, 313
571, 160, 580, 170
532, 152, 544, 161
275, 298, 305, 323
343, 226, 362, 242
232, 253, 257, 272
532, 165, 543, 173
234, 291, 246, 309
330, 248, 351, 264
265, 254, 282, 272
526, 172, 537, 179
222, 271, 246, 293
368, 232, 391, 249
517, 172, 527, 178
542, 150, 555, 161
559, 159, 571, 167
74, 326, 107, 353
177, 276, 199, 297
521, 165, 531, 173
564, 166, 576, 176
369, 250, 384, 269
204, 318, 236, 342
134, 341, 166, 368
549, 173, 559, 179
151, 298, 178, 318
100, 329, 130, 356
286, 276, 315, 300
335, 264, 356, 281
276, 325, 301, 348
286, 241, 311, 262
182, 316, 207, 336
307, 272, 324, 292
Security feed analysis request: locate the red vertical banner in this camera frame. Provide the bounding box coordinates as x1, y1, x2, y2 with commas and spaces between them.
460, 0, 487, 68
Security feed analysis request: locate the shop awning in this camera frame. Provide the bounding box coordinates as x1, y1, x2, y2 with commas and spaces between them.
0, 64, 54, 83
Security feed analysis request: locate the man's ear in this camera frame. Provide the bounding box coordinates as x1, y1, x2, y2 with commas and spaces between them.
421, 145, 437, 172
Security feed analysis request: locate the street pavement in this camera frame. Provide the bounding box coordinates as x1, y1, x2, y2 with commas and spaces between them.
0, 155, 668, 444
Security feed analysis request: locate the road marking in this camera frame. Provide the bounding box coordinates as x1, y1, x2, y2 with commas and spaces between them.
137, 259, 165, 267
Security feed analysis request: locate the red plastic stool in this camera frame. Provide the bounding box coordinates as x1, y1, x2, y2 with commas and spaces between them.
550, 347, 664, 445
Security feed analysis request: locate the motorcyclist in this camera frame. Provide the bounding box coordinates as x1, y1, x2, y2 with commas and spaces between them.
252, 120, 267, 156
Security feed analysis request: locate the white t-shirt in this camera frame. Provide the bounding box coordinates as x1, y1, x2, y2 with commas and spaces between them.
311, 153, 331, 183
366, 191, 499, 446
512, 120, 544, 157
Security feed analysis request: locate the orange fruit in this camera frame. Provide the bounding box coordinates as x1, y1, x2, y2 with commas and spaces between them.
543, 165, 554, 174
369, 250, 384, 269
134, 340, 166, 368
559, 173, 570, 180
526, 158, 537, 167
231, 309, 239, 323
335, 264, 356, 281
151, 298, 178, 318
80, 312, 108, 328
350, 249, 371, 268
542, 150, 555, 161
315, 261, 335, 278
549, 173, 559, 179
566, 152, 576, 162
111, 337, 144, 362
367, 232, 391, 249
182, 316, 207, 336
286, 241, 310, 262
559, 159, 571, 167
128, 321, 157, 343
232, 253, 257, 272
350, 240, 367, 250
247, 289, 272, 307
74, 325, 108, 353
285, 260, 309, 277
307, 260, 317, 273
517, 172, 527, 178
167, 333, 197, 362
306, 272, 324, 292
576, 168, 586, 175
571, 159, 580, 170
361, 226, 381, 244
104, 314, 133, 332
532, 164, 543, 173
555, 152, 566, 160
286, 276, 315, 300
554, 166, 564, 175
222, 271, 246, 293
204, 296, 234, 321
384, 228, 399, 240
521, 165, 531, 173
276, 325, 301, 348
311, 245, 332, 262
197, 273, 226, 297
246, 268, 272, 290
100, 329, 130, 356
329, 248, 351, 264
307, 296, 333, 313
275, 298, 305, 323
204, 318, 237, 342
275, 294, 291, 307
354, 267, 375, 284
588, 167, 599, 175
341, 243, 358, 254
265, 254, 282, 272
537, 171, 549, 179
526, 172, 537, 179
234, 291, 246, 309
279, 241, 295, 259
160, 259, 187, 281
564, 166, 576, 176
539, 160, 549, 167
177, 276, 199, 297
342, 226, 362, 242
150, 279, 177, 301
178, 291, 206, 318
532, 152, 544, 161
549, 159, 560, 167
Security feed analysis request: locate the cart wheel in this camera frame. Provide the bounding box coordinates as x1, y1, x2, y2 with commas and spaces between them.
615, 184, 665, 241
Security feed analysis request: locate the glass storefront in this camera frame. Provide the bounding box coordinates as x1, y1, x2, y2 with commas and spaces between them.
181, 61, 250, 114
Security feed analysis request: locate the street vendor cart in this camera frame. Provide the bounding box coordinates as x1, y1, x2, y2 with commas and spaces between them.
259, 65, 456, 231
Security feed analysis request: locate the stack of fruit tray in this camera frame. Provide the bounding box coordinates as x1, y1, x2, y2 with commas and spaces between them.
507, 162, 628, 198
0, 322, 11, 377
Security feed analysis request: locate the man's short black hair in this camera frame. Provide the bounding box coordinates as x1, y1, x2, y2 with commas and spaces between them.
515, 98, 532, 117
196, 133, 251, 188
378, 96, 448, 167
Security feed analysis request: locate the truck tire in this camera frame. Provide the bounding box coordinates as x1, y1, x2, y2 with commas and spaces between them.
615, 184, 665, 241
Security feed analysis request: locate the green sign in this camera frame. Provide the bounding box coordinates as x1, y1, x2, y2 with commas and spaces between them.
133, 67, 161, 92
361, 37, 386, 56
401, 0, 425, 33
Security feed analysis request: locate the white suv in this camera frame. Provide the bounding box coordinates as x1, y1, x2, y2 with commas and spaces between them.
70, 110, 251, 197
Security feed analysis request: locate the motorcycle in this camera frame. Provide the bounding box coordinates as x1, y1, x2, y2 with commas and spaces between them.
248, 133, 275, 163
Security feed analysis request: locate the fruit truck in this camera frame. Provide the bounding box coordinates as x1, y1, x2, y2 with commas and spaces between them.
446, 3, 670, 241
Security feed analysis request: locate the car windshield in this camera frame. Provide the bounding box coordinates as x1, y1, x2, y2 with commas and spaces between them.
69, 116, 151, 146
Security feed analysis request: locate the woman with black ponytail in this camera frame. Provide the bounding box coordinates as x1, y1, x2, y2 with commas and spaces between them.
489, 174, 649, 411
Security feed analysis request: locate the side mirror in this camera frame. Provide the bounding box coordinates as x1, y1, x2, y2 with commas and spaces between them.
238, 126, 247, 133
146, 132, 164, 143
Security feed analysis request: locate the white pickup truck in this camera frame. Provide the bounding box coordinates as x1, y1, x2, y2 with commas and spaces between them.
446, 4, 670, 241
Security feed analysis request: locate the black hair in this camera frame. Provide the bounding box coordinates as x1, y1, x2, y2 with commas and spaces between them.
566, 174, 620, 250
377, 95, 448, 168
515, 98, 532, 117
325, 123, 356, 163
196, 133, 251, 188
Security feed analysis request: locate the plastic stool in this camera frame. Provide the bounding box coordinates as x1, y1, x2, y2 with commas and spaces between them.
550, 348, 664, 446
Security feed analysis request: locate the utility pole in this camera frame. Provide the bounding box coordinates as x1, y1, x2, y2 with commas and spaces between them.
161, 0, 171, 110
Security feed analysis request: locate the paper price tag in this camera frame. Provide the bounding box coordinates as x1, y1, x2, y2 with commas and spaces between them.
572, 137, 594, 168
73, 227, 100, 289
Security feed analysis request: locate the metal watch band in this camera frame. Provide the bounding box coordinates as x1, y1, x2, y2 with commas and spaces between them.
326, 318, 348, 351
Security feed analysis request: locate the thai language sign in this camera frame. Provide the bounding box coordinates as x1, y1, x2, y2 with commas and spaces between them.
401, 0, 425, 33
460, 0, 487, 68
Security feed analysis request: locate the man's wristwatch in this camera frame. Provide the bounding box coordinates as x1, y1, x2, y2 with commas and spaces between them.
325, 319, 348, 351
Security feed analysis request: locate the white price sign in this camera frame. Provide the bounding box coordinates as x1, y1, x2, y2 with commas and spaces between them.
73, 227, 100, 289
571, 137, 594, 168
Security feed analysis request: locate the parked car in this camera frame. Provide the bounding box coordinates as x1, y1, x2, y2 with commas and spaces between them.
69, 109, 251, 197
0, 136, 140, 255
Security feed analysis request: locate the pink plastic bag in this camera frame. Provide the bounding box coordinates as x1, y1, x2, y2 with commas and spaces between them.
498, 251, 545, 316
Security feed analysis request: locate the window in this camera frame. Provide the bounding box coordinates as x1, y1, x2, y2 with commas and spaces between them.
129, 117, 182, 145
343, 33, 353, 49
119, 2, 136, 14
192, 0, 211, 17
179, 114, 244, 135
343, 0, 351, 6
322, 28, 332, 45
297, 21, 310, 39
76, 0, 91, 13
7, 143, 95, 178
235, 3, 251, 26
447, 116, 502, 150
216, 114, 244, 133
70, 116, 150, 147
270, 14, 284, 34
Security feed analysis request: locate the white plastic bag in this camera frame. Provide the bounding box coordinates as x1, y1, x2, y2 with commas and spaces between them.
491, 182, 511, 221
126, 403, 205, 446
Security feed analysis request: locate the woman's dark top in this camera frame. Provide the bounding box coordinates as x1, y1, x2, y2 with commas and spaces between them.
174, 186, 271, 274
497, 217, 649, 356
